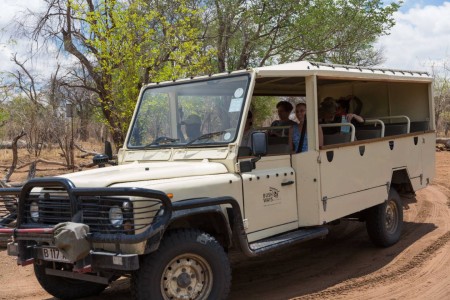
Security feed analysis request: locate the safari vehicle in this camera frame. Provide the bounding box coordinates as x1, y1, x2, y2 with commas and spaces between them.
0, 61, 435, 300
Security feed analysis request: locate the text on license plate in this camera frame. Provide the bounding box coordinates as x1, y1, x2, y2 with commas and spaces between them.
41, 247, 70, 263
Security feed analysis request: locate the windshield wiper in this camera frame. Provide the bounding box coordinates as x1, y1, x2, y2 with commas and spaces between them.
144, 136, 179, 148
186, 131, 226, 146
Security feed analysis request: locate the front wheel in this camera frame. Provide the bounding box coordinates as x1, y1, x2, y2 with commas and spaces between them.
366, 188, 403, 247
34, 262, 107, 299
132, 229, 231, 300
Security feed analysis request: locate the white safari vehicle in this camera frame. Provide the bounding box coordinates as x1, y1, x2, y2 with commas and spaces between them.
0, 61, 435, 300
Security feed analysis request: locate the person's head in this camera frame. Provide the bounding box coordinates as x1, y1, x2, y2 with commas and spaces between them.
244, 110, 253, 131
336, 98, 350, 115
295, 103, 306, 122
319, 97, 337, 123
182, 114, 201, 140
276, 101, 294, 121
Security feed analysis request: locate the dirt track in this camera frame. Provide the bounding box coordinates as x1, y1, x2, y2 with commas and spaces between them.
1, 152, 450, 300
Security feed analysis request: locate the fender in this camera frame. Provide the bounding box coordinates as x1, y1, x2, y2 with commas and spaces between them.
145, 201, 232, 253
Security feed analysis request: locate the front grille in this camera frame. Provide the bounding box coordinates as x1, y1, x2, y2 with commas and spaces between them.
80, 196, 162, 234
21, 190, 163, 235
23, 189, 72, 225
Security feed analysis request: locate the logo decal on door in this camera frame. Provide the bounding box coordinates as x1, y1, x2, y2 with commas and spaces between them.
263, 187, 280, 205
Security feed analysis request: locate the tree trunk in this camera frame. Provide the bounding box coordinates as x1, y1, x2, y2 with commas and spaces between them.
4, 131, 26, 182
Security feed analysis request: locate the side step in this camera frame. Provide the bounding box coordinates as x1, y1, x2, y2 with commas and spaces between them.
249, 227, 328, 253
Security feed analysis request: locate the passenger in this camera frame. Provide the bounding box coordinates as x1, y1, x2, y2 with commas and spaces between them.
271, 101, 296, 137
182, 114, 202, 141
319, 97, 339, 135
241, 111, 254, 147
337, 95, 363, 116
336, 96, 365, 125
319, 97, 364, 135
289, 103, 323, 153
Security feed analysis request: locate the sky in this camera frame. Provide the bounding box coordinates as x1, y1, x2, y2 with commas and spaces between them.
1, 0, 450, 77
376, 0, 450, 73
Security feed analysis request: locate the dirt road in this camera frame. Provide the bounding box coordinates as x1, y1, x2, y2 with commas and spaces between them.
1, 152, 450, 300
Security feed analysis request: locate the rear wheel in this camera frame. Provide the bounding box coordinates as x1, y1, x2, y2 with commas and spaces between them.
34, 262, 108, 300
366, 188, 403, 247
132, 229, 231, 300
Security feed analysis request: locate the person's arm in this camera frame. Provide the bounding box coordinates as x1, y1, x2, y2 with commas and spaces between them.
346, 113, 364, 124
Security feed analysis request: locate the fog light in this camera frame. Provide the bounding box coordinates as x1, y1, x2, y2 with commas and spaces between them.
109, 206, 123, 228
30, 201, 39, 222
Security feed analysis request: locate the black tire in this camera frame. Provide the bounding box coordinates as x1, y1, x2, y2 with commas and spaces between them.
366, 188, 403, 247
34, 262, 107, 299
132, 229, 231, 300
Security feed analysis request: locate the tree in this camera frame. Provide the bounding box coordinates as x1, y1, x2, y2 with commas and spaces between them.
432, 62, 450, 132
208, 0, 399, 72
28, 0, 213, 148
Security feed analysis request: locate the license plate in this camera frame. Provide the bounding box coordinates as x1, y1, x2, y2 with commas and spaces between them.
41, 247, 70, 263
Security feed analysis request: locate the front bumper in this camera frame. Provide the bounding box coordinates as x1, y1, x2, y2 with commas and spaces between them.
0, 177, 173, 271
6, 240, 140, 271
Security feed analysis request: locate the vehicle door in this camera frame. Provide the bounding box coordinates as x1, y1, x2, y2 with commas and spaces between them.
240, 153, 298, 243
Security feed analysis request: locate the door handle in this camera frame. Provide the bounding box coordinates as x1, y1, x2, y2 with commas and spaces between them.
281, 180, 294, 186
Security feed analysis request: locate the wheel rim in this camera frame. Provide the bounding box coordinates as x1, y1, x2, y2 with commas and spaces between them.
385, 199, 399, 234
160, 253, 213, 300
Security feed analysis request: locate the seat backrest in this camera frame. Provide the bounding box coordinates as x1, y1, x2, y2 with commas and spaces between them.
355, 129, 382, 140
410, 121, 429, 132
267, 144, 290, 155
323, 133, 352, 146
268, 136, 289, 145
384, 124, 407, 136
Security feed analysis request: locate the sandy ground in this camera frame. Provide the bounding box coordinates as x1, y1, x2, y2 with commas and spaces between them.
1, 152, 450, 300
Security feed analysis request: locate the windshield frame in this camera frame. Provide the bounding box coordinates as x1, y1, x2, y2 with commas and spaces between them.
126, 73, 252, 150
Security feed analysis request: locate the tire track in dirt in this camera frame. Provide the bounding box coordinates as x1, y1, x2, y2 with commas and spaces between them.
293, 230, 450, 300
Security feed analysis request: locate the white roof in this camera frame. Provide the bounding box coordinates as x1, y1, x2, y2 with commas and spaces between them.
254, 61, 432, 82
146, 61, 432, 87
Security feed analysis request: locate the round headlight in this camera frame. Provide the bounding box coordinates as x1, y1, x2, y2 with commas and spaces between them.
30, 201, 39, 222
109, 206, 123, 228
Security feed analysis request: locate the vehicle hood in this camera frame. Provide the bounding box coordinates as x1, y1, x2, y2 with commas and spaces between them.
57, 161, 228, 188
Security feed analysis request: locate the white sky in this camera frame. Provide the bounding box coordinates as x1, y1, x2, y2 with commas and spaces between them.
376, 0, 450, 73
1, 0, 450, 76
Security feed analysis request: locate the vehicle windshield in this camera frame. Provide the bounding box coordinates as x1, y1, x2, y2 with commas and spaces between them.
128, 74, 250, 148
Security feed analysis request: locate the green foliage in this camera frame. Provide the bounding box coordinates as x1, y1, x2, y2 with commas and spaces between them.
209, 0, 400, 71
251, 96, 278, 126
20, 0, 401, 147
47, 0, 215, 147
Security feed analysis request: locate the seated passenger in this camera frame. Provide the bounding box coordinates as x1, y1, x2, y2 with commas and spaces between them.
270, 101, 296, 137
319, 97, 364, 135
182, 114, 202, 141
336, 96, 365, 125
337, 95, 363, 115
289, 103, 323, 153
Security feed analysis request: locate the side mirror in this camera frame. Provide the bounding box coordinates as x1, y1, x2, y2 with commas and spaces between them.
93, 141, 114, 168
93, 154, 109, 168
251, 131, 268, 157
239, 131, 267, 173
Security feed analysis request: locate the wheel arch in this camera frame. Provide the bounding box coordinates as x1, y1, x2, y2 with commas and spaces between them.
145, 205, 232, 253
391, 168, 414, 195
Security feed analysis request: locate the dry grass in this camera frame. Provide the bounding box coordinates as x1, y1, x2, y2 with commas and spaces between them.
0, 140, 104, 184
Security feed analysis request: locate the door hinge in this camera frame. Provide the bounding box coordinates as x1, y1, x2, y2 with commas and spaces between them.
322, 196, 327, 211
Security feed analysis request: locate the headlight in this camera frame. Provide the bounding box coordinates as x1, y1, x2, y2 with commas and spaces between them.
30, 201, 39, 222
109, 206, 123, 228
